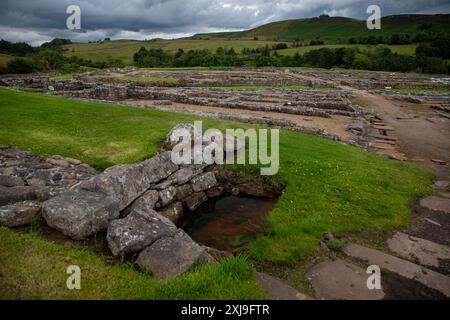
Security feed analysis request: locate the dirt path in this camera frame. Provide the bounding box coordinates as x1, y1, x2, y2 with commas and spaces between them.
345, 86, 450, 179
126, 100, 352, 140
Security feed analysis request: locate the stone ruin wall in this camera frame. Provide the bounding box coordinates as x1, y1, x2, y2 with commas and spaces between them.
0, 124, 282, 279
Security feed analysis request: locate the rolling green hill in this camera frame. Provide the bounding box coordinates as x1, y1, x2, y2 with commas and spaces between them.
193, 14, 450, 42
60, 14, 448, 65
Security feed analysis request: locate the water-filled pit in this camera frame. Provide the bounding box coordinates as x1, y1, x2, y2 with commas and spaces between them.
178, 195, 278, 253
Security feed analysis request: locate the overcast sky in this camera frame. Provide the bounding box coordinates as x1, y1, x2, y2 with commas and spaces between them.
1, 0, 449, 46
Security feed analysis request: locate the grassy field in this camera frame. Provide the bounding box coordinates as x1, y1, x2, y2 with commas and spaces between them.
62, 38, 419, 66
0, 87, 432, 265
50, 74, 74, 81
0, 227, 263, 299
0, 53, 14, 67
277, 44, 418, 56
64, 39, 280, 64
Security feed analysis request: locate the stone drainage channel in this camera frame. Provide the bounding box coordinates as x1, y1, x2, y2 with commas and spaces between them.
0, 124, 283, 281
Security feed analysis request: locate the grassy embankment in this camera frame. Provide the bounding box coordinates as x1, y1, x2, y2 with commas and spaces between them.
0, 87, 432, 298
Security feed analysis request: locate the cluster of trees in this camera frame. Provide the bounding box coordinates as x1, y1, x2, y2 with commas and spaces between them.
0, 38, 123, 74
134, 45, 286, 68
1, 50, 112, 74
0, 40, 36, 56
133, 44, 448, 73
415, 36, 450, 73
40, 38, 72, 50
348, 31, 447, 45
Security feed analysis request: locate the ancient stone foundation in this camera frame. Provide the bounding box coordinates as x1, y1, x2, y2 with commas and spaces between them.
0, 124, 282, 279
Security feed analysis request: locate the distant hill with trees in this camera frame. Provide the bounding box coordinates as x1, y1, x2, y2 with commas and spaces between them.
193, 14, 450, 43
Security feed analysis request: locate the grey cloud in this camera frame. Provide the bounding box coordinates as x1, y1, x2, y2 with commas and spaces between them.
0, 0, 449, 45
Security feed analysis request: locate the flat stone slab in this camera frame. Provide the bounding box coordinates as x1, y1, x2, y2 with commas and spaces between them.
79, 151, 178, 210
408, 211, 450, 247
437, 191, 450, 199
344, 244, 450, 297
419, 196, 450, 214
107, 208, 177, 257
42, 190, 120, 240
306, 259, 385, 300
387, 232, 450, 269
432, 180, 450, 190
255, 272, 312, 300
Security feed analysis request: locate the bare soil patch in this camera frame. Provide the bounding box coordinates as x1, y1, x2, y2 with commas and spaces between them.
350, 88, 450, 179
127, 100, 353, 140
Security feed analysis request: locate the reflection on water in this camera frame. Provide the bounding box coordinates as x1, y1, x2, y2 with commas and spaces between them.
178, 195, 278, 253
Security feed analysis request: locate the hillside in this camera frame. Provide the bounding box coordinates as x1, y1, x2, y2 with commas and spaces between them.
63, 40, 418, 65
0, 53, 13, 67
193, 14, 450, 41
63, 39, 280, 64
59, 14, 449, 65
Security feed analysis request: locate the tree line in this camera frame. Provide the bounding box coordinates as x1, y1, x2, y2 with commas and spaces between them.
133, 39, 449, 74
1, 35, 448, 74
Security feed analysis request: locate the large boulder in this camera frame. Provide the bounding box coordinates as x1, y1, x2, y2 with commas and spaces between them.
42, 190, 120, 240
107, 209, 177, 257
190, 172, 217, 192
79, 152, 178, 210
136, 230, 213, 279
0, 200, 41, 227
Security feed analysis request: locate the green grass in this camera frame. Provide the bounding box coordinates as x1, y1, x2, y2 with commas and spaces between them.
195, 14, 450, 42
277, 44, 418, 56
94, 74, 178, 84
64, 39, 280, 64
63, 38, 418, 66
0, 53, 14, 67
50, 74, 73, 81
0, 87, 432, 265
0, 227, 264, 299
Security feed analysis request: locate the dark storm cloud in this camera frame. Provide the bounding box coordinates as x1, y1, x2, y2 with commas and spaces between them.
0, 0, 449, 45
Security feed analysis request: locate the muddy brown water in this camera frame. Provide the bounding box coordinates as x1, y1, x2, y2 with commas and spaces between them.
178, 195, 278, 253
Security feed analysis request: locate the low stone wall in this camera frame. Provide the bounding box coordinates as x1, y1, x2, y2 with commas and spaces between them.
0, 125, 282, 279
0, 146, 97, 226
